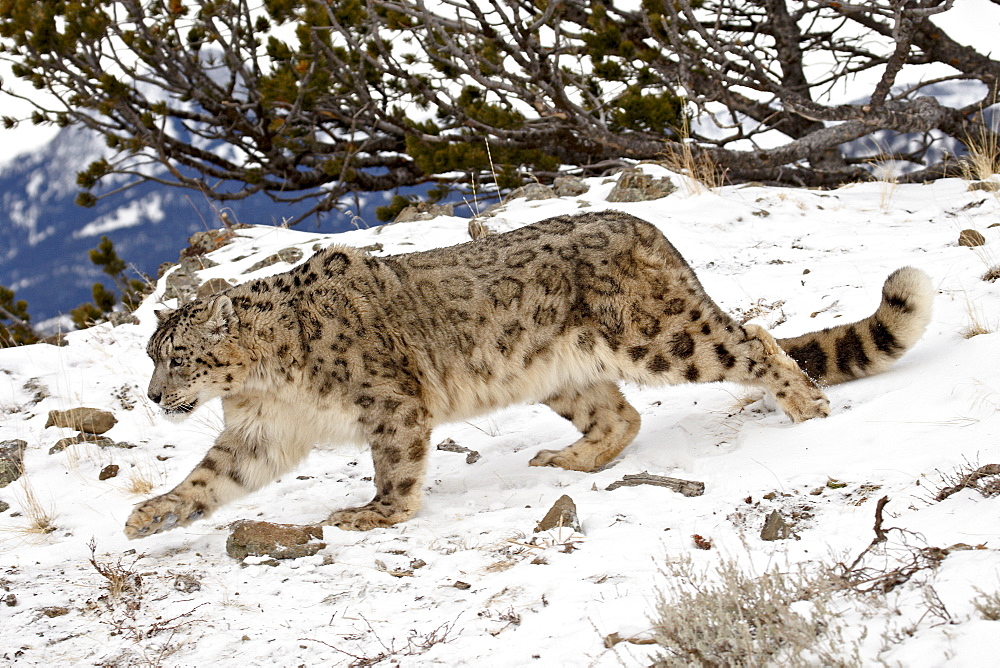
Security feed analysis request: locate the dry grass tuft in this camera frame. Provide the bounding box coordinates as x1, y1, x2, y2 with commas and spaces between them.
982, 265, 1000, 283
120, 460, 165, 496
650, 556, 857, 667
659, 118, 726, 193
961, 117, 1000, 182
88, 538, 144, 610
862, 138, 905, 211
9, 479, 57, 536
961, 297, 996, 338
85, 540, 201, 665
126, 470, 157, 496
866, 156, 901, 211
646, 497, 1000, 666
973, 587, 1000, 621
660, 144, 725, 193
878, 176, 899, 212
962, 321, 994, 339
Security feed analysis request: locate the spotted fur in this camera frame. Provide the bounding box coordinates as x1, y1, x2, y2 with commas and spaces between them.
125, 211, 932, 538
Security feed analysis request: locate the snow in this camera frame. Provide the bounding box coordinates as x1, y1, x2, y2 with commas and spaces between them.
74, 194, 166, 239
2, 167, 1000, 666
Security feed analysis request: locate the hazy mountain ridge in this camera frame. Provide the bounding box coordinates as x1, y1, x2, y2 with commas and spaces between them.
0, 126, 358, 324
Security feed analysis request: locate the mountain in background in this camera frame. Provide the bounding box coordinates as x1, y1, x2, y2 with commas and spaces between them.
0, 126, 408, 326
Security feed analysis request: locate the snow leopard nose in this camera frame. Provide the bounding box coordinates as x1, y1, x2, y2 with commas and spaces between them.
148, 390, 162, 404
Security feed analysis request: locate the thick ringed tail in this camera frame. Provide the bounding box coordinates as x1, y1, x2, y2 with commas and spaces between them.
777, 267, 933, 386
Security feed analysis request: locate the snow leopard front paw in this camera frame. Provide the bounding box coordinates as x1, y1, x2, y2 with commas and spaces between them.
124, 492, 208, 539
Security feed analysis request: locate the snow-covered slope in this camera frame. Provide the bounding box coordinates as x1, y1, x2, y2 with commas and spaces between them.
1, 167, 999, 665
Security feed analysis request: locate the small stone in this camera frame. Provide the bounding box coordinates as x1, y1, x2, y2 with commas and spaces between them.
163, 254, 219, 304
607, 169, 677, 202
0, 440, 26, 488
468, 218, 494, 241
163, 266, 199, 304
760, 510, 791, 541
173, 574, 202, 593
534, 494, 582, 534
0, 500, 9, 513
452, 580, 471, 590
157, 261, 175, 278
40, 333, 68, 346
243, 247, 304, 274
45, 408, 117, 435
196, 278, 233, 299
49, 434, 119, 455
40, 606, 69, 618
251, 558, 282, 567
393, 202, 455, 223
99, 464, 119, 481
183, 253, 219, 270
22, 378, 49, 404
3, 593, 15, 607
226, 520, 326, 561
959, 229, 986, 247
478, 201, 506, 217
553, 176, 589, 197
108, 312, 139, 327
507, 183, 556, 201
180, 228, 236, 259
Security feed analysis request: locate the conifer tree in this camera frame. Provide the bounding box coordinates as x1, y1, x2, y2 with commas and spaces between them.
70, 236, 148, 329
1, 0, 996, 221
0, 285, 39, 347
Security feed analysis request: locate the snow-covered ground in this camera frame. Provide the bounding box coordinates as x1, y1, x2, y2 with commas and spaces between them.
2, 167, 999, 666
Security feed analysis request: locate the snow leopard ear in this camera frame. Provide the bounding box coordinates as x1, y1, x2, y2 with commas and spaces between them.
154, 308, 175, 323
198, 295, 238, 340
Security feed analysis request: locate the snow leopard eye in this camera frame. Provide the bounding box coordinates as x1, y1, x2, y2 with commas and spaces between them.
169, 357, 184, 369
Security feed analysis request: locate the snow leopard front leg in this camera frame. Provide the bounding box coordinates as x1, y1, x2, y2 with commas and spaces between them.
124, 421, 310, 539
326, 407, 432, 531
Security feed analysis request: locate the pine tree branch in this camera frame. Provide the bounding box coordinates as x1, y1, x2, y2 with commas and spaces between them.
0, 304, 40, 342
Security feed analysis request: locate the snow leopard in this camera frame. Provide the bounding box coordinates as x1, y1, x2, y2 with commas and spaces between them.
126, 210, 932, 538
